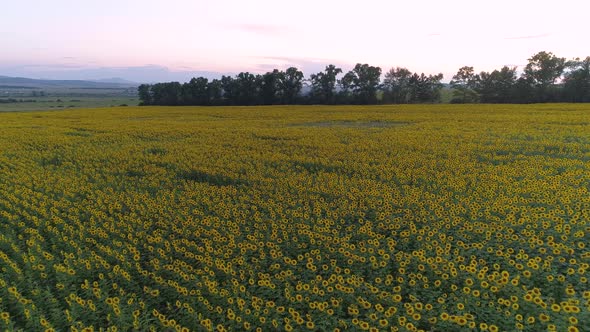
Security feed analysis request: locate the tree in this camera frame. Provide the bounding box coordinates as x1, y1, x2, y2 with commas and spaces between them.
150, 82, 182, 105
138, 84, 152, 105
474, 66, 517, 103
408, 73, 444, 103
511, 76, 535, 104
524, 51, 566, 102
234, 72, 260, 105
382, 67, 412, 104
340, 63, 382, 104
280, 67, 304, 104
183, 77, 209, 105
137, 51, 590, 106
563, 57, 590, 102
260, 69, 284, 105
338, 71, 356, 103
221, 75, 238, 105
207, 79, 223, 105
309, 65, 342, 104
450, 66, 478, 103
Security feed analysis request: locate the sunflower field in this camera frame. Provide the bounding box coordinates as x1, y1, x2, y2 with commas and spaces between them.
0, 104, 588, 331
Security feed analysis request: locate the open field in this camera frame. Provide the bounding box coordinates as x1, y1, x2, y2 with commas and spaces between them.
0, 96, 138, 112
0, 104, 588, 331
0, 76, 138, 112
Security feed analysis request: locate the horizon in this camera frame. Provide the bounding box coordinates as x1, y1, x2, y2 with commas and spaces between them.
2, 0, 589, 83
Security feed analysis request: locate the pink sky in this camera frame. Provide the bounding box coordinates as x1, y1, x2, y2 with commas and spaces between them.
2, 0, 589, 81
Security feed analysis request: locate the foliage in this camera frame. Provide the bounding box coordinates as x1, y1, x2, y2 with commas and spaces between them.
137, 84, 151, 106
563, 57, 590, 102
524, 52, 567, 88
408, 73, 444, 103
450, 67, 478, 103
281, 67, 304, 105
466, 51, 588, 104
523, 52, 567, 102
138, 51, 590, 106
474, 66, 518, 103
338, 64, 382, 104
0, 104, 589, 331
309, 65, 343, 105
382, 67, 412, 104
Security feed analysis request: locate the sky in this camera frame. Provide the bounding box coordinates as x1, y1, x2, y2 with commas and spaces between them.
2, 0, 589, 82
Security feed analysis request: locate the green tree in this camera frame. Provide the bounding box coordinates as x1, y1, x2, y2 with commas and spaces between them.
261, 69, 284, 105
309, 65, 342, 104
138, 84, 152, 105
207, 79, 224, 105
524, 51, 566, 102
338, 71, 355, 103
408, 73, 444, 103
235, 72, 260, 105
340, 63, 382, 104
280, 67, 304, 104
183, 77, 209, 105
221, 75, 238, 105
511, 76, 536, 103
150, 82, 182, 105
450, 66, 478, 103
563, 57, 590, 102
474, 66, 517, 103
382, 67, 412, 104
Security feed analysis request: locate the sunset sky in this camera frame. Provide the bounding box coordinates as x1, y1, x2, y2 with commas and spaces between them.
2, 0, 589, 82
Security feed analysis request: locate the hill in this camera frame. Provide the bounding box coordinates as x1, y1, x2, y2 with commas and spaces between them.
0, 75, 137, 89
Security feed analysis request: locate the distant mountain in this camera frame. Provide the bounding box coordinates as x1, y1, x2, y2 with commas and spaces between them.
0, 65, 231, 84
91, 77, 138, 85
0, 75, 137, 89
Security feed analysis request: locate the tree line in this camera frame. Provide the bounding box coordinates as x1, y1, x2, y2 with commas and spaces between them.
138, 51, 590, 106
450, 52, 590, 103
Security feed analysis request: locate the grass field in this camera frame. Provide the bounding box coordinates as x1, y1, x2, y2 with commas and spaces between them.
0, 96, 138, 112
0, 104, 588, 331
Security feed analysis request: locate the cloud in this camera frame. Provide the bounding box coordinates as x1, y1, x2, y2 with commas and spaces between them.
504, 33, 551, 40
